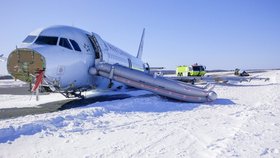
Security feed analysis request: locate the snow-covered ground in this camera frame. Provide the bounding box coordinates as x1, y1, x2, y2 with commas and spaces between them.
0, 79, 26, 88
0, 88, 150, 110
0, 79, 69, 109
0, 93, 69, 109
0, 70, 279, 158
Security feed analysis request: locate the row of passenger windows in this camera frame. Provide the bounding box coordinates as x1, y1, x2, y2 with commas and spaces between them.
23, 35, 81, 52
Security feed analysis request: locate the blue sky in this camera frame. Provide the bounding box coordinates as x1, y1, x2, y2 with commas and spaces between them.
0, 0, 280, 74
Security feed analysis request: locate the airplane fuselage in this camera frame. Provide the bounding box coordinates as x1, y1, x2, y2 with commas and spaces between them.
7, 26, 145, 93
6, 25, 218, 102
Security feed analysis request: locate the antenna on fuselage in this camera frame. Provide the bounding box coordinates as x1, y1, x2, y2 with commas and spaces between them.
137, 28, 145, 59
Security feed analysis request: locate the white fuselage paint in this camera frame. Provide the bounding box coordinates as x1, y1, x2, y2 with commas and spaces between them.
18, 25, 145, 91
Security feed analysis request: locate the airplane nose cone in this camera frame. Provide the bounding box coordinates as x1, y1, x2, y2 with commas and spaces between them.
7, 48, 46, 82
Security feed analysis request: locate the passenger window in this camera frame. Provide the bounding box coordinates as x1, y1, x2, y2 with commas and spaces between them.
59, 38, 72, 50
69, 39, 81, 52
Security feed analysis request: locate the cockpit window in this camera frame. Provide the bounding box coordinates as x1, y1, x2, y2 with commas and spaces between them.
69, 39, 81, 52
23, 35, 37, 43
59, 38, 72, 50
35, 36, 58, 45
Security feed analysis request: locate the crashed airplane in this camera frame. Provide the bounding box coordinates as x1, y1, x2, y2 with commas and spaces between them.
7, 25, 217, 102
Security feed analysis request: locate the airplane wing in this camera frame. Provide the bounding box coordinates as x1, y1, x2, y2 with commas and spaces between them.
151, 68, 269, 84
149, 69, 175, 75
167, 75, 269, 84
168, 76, 241, 84
92, 63, 217, 102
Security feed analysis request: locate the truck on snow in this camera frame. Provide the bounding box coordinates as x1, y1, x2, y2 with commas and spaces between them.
176, 64, 206, 77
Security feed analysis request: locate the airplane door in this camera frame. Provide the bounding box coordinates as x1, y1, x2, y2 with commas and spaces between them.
88, 35, 103, 63
88, 34, 109, 63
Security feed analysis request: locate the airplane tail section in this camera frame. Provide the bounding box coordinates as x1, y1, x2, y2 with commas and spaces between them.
137, 28, 145, 59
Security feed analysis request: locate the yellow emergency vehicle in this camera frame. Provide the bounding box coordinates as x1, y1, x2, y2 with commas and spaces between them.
176, 64, 206, 77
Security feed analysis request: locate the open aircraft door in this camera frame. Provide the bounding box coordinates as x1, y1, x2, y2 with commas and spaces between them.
88, 33, 109, 64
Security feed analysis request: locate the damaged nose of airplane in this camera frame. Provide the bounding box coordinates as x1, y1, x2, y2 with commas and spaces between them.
7, 48, 46, 82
